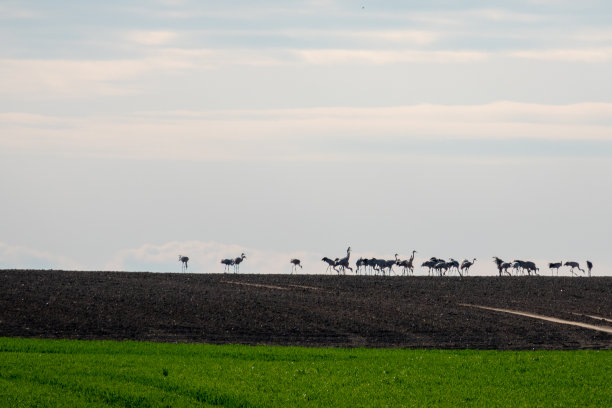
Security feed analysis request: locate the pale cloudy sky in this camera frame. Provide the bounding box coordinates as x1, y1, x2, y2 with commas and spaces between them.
1, 0, 611, 275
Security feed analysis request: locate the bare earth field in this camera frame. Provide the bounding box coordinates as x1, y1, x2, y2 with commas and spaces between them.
1, 270, 610, 350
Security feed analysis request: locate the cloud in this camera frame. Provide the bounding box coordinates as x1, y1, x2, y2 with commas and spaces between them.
465, 8, 548, 23
125, 30, 180, 46
2, 102, 612, 161
3, 39, 612, 100
0, 242, 82, 270
275, 29, 441, 46
0, 56, 195, 98
294, 49, 488, 64
505, 48, 612, 62
572, 29, 612, 43
0, 59, 148, 97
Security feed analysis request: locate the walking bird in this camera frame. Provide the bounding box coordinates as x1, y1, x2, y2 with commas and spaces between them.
564, 261, 584, 276
460, 258, 476, 276
448, 258, 460, 276
321, 257, 337, 273
500, 262, 512, 275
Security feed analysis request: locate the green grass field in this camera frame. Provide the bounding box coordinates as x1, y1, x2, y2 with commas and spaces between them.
0, 338, 610, 407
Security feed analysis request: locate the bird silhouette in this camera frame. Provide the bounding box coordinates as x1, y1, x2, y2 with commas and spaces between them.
321, 257, 337, 273
523, 261, 539, 276
178, 255, 189, 272
548, 262, 562, 276
397, 251, 417, 276
221, 257, 234, 273
233, 253, 246, 273
586, 260, 593, 277
564, 261, 584, 276
290, 258, 302, 274
461, 258, 476, 276
499, 262, 512, 275
333, 247, 353, 275
493, 257, 506, 276
421, 258, 438, 276
355, 258, 366, 275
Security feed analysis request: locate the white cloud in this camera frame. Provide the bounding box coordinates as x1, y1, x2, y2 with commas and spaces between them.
466, 8, 547, 23
0, 57, 195, 97
572, 29, 612, 43
505, 48, 612, 62
3, 41, 612, 100
0, 242, 82, 270
2, 102, 612, 161
125, 30, 180, 46
294, 49, 488, 64
277, 29, 441, 45
0, 59, 148, 97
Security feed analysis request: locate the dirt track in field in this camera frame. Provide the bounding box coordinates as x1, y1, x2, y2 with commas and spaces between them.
459, 304, 612, 334
1, 270, 610, 350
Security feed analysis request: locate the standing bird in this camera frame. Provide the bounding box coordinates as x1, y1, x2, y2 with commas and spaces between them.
221, 257, 234, 273
290, 258, 302, 274
178, 255, 189, 272
355, 258, 366, 275
493, 257, 505, 276
586, 260, 593, 277
233, 253, 246, 273
548, 262, 562, 276
564, 261, 584, 276
397, 251, 416, 276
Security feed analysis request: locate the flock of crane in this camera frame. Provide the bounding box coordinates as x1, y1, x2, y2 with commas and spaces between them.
177, 248, 594, 277
493, 257, 593, 277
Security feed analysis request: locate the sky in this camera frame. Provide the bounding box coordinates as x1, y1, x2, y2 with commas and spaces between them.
1, 0, 611, 276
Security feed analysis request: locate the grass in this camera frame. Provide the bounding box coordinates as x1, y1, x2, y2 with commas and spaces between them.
0, 337, 610, 407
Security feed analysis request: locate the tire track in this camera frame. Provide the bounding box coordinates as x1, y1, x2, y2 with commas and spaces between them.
571, 312, 612, 324
459, 304, 612, 334
221, 281, 289, 291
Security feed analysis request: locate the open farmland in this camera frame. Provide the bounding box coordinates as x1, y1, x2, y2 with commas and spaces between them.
1, 270, 610, 349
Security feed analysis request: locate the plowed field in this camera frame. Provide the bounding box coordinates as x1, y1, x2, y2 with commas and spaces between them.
1, 270, 610, 349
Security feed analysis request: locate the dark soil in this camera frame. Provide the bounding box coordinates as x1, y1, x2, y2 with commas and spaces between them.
1, 270, 610, 350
